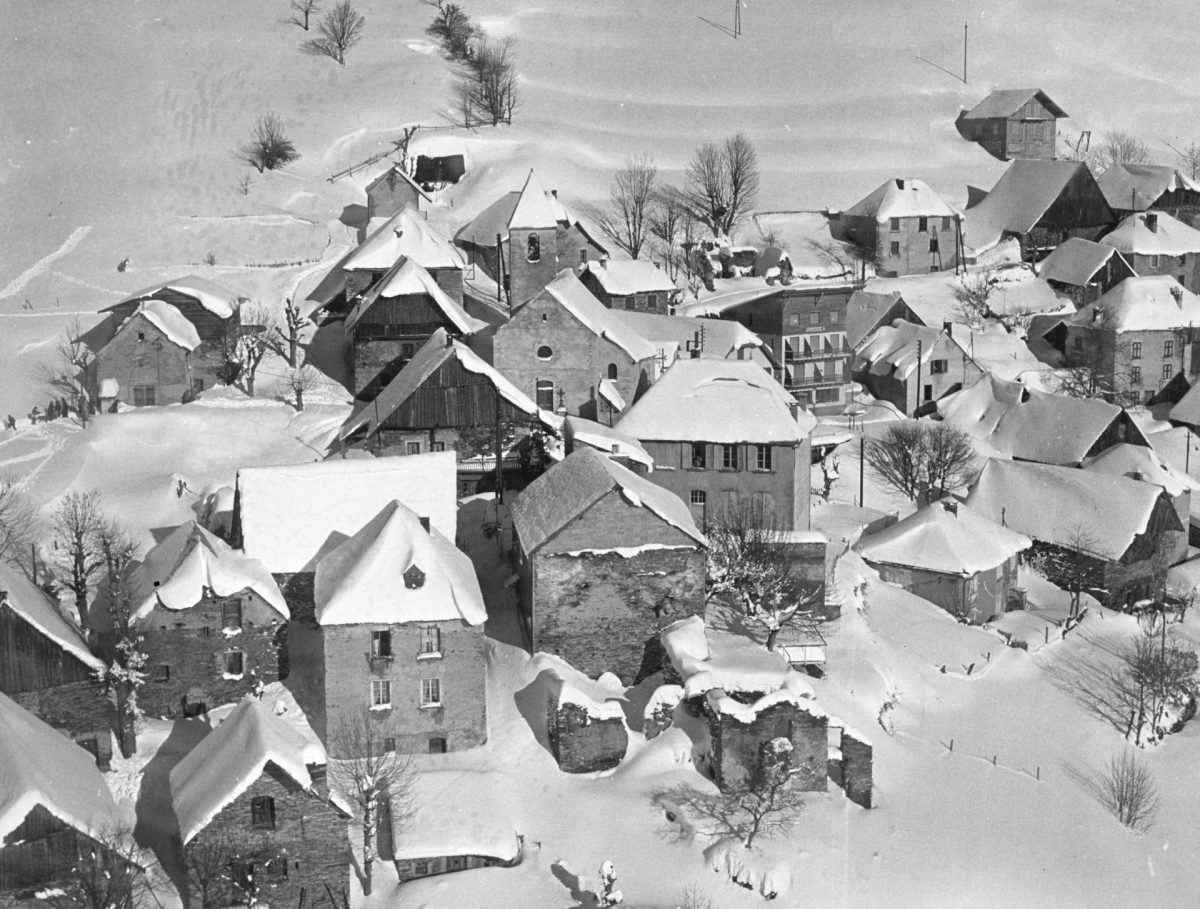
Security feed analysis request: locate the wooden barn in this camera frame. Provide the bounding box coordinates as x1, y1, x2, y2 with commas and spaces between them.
365, 164, 433, 221
1096, 164, 1200, 219
1036, 237, 1135, 306
955, 89, 1067, 161
341, 205, 469, 306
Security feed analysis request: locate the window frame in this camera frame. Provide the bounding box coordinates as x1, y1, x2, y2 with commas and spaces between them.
420, 677, 442, 709
1165, 339, 1175, 358
526, 233, 541, 262
689, 442, 708, 469
223, 650, 245, 678
405, 441, 421, 455
1130, 365, 1142, 385
755, 444, 773, 472
371, 629, 393, 658
250, 796, 276, 830
418, 625, 442, 658
221, 598, 242, 631
132, 385, 156, 407
1131, 341, 1142, 360
371, 679, 392, 709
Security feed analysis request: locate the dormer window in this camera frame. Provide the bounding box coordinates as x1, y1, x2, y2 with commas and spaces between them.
527, 233, 541, 262
404, 565, 426, 589
137, 332, 146, 342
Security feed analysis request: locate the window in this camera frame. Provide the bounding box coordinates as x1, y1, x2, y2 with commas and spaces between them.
527, 233, 541, 262
579, 249, 588, 265
137, 331, 146, 342
815, 387, 840, 403
829, 310, 841, 324
421, 678, 442, 708
406, 441, 421, 455
192, 378, 205, 394
153, 665, 170, 683
1073, 336, 1083, 351
1165, 340, 1175, 358
419, 625, 441, 655
401, 343, 415, 362
1131, 365, 1142, 385
432, 441, 445, 452
930, 359, 948, 374
755, 445, 772, 471
429, 737, 447, 754
889, 218, 900, 231
809, 311, 820, 326
250, 796, 275, 830
942, 217, 952, 231
923, 384, 933, 401
404, 565, 426, 589
223, 651, 244, 677
537, 345, 553, 361
721, 444, 739, 470
690, 490, 707, 509
415, 861, 429, 876
647, 293, 659, 310
889, 241, 900, 256
917, 217, 928, 232
1150, 255, 1160, 268
1131, 342, 1142, 359
221, 599, 242, 630
536, 379, 554, 410
607, 362, 618, 381
929, 236, 939, 253
1164, 363, 1174, 381
371, 629, 392, 658
384, 737, 397, 753
371, 679, 392, 708
690, 442, 707, 469
133, 385, 156, 407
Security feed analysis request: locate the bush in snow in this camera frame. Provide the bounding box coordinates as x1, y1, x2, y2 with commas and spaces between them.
236, 114, 300, 174
423, 0, 480, 62
1092, 749, 1160, 833
50, 828, 147, 909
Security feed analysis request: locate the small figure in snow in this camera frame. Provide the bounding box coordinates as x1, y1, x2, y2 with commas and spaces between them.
176, 479, 186, 498
117, 257, 129, 273
4, 415, 14, 431
46, 400, 59, 421
28, 406, 39, 424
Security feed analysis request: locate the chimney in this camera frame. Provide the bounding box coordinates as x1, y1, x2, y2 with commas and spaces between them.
1171, 284, 1184, 307
943, 320, 953, 337
1146, 212, 1158, 233
896, 178, 906, 190
611, 444, 620, 454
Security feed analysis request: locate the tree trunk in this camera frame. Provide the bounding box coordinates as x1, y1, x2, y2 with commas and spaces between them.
362, 792, 376, 895
245, 374, 256, 397
288, 335, 298, 368
765, 625, 780, 653
295, 387, 305, 412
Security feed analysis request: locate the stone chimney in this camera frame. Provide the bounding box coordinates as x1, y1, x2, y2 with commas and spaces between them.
600, 254, 609, 270
1146, 212, 1159, 232
896, 178, 906, 190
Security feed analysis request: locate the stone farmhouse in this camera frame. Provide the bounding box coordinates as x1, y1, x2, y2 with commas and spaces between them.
305, 499, 488, 756
0, 562, 112, 768
1096, 164, 1200, 219
511, 447, 706, 683
854, 319, 982, 415
842, 178, 962, 277
365, 164, 433, 221
170, 696, 351, 909
616, 358, 816, 530
578, 259, 679, 313
122, 521, 289, 718
1036, 237, 1135, 306
955, 89, 1067, 161
1098, 211, 1200, 293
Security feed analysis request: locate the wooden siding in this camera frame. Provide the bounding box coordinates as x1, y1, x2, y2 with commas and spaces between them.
0, 605, 95, 695
104, 288, 235, 343
0, 805, 93, 892
378, 356, 532, 431
353, 294, 448, 334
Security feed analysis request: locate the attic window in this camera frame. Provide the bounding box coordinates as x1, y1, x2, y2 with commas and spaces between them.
607, 363, 618, 380
404, 565, 426, 589
250, 796, 276, 830
137, 332, 146, 342
537, 345, 553, 361
527, 233, 541, 262
222, 599, 242, 630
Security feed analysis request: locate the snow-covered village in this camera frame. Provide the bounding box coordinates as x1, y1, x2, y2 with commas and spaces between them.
6, 2, 1200, 907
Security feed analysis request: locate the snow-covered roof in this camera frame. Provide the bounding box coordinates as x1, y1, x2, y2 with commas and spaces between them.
866, 270, 1070, 325
313, 499, 486, 626
1067, 275, 1200, 332
338, 328, 537, 442
661, 616, 804, 699
966, 160, 1109, 252
526, 270, 657, 362
508, 171, 562, 230
344, 205, 467, 272
235, 453, 458, 573
705, 674, 824, 724
1096, 163, 1200, 212
1082, 442, 1198, 498
364, 164, 433, 203
130, 300, 202, 351
582, 259, 678, 295
535, 653, 628, 721
1099, 210, 1200, 257
617, 357, 814, 444
512, 447, 704, 554
345, 256, 485, 335
1036, 237, 1127, 286
855, 498, 1030, 576
564, 415, 654, 468
1169, 380, 1200, 427
961, 89, 1067, 120
170, 695, 336, 845
111, 275, 240, 319
937, 374, 1142, 465
597, 377, 625, 411
611, 311, 774, 365
966, 458, 1175, 560
0, 561, 102, 672
855, 319, 957, 381
844, 178, 958, 221
127, 521, 288, 622
391, 770, 521, 863
0, 692, 122, 843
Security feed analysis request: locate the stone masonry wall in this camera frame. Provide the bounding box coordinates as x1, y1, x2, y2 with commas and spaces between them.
12, 682, 114, 769
707, 701, 827, 793
548, 702, 628, 773
840, 731, 873, 809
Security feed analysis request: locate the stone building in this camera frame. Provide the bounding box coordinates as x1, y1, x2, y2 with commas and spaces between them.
1036, 237, 1135, 307
542, 662, 630, 774
579, 259, 679, 313
855, 499, 1032, 623
123, 521, 289, 718
365, 164, 433, 221
491, 269, 657, 422
955, 89, 1067, 161
854, 319, 983, 415
306, 499, 488, 755
842, 178, 962, 277
0, 561, 112, 768
0, 693, 126, 902
1098, 211, 1200, 293
511, 447, 706, 683
616, 358, 815, 530
170, 696, 351, 909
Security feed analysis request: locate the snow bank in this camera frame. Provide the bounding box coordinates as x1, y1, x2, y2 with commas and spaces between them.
661, 616, 793, 698
392, 769, 522, 864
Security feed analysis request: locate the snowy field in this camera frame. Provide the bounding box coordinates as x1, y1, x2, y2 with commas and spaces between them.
7, 1, 1200, 906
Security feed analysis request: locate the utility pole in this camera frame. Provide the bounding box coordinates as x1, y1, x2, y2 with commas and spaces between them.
859, 435, 865, 508
734, 0, 741, 38
915, 339, 923, 415
963, 23, 968, 84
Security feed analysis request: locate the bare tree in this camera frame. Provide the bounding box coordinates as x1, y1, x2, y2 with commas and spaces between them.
1087, 130, 1152, 175
457, 36, 519, 127
236, 114, 300, 173
579, 154, 659, 260
289, 0, 320, 30
674, 884, 716, 909
34, 315, 94, 426
226, 304, 275, 397
684, 133, 760, 236
1026, 524, 1103, 621
303, 0, 365, 65
955, 271, 995, 325
705, 503, 824, 652
51, 492, 107, 636
50, 831, 148, 909
1174, 141, 1200, 181
185, 830, 277, 909
93, 519, 143, 756
806, 237, 873, 283
1091, 750, 1160, 832
423, 0, 479, 61
651, 738, 805, 850
286, 365, 320, 411
328, 708, 415, 896
865, 421, 978, 504
0, 476, 39, 579
266, 298, 309, 368
648, 184, 699, 283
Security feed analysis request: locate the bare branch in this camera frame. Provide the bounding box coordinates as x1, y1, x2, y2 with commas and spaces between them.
578, 153, 659, 260
302, 0, 365, 65
864, 421, 977, 504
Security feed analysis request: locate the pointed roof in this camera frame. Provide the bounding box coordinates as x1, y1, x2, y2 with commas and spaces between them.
0, 561, 102, 672
962, 89, 1067, 120
844, 178, 959, 221
855, 319, 964, 381
521, 270, 657, 362
1099, 210, 1200, 257
313, 499, 486, 626
1068, 275, 1200, 332
345, 256, 485, 335
344, 205, 467, 272
508, 171, 561, 230
1169, 380, 1200, 427
1096, 164, 1200, 212
127, 521, 288, 622
170, 695, 336, 844
1036, 237, 1128, 286
0, 691, 122, 843
563, 415, 654, 468
129, 300, 202, 351
617, 357, 814, 444
582, 259, 679, 295
511, 447, 704, 555
105, 275, 239, 319
611, 310, 775, 366
1083, 442, 1199, 498
855, 498, 1031, 576
364, 164, 434, 204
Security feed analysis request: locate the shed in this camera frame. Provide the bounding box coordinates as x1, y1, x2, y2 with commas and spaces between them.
956, 89, 1066, 161
1096, 164, 1200, 215
1036, 237, 1135, 305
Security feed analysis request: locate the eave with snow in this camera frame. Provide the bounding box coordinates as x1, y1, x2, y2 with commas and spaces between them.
842, 178, 962, 277
1096, 163, 1200, 215
955, 89, 1066, 162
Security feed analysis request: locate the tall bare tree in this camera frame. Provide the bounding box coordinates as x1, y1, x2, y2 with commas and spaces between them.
289, 0, 320, 30
457, 36, 519, 126
1086, 130, 1152, 175
580, 154, 659, 260
34, 315, 94, 426
423, 0, 479, 61
328, 708, 415, 896
266, 298, 309, 368
50, 830, 148, 909
0, 476, 38, 579
51, 492, 107, 635
865, 421, 977, 504
303, 0, 365, 64
287, 365, 320, 412
684, 133, 760, 236
647, 184, 699, 282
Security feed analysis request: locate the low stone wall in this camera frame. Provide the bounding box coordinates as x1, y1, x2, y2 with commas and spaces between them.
547, 703, 628, 773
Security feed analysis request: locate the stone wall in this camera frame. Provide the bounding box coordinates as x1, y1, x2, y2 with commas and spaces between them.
547, 702, 627, 773
840, 731, 873, 809
508, 228, 561, 308
88, 312, 225, 407
707, 700, 827, 793
12, 681, 114, 769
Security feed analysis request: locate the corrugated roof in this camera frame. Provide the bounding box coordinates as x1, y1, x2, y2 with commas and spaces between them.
1068, 275, 1200, 332
844, 178, 958, 221
962, 89, 1067, 120
1036, 237, 1124, 286
530, 269, 657, 362
1096, 164, 1200, 212
344, 205, 467, 272
1099, 210, 1200, 257
345, 256, 485, 335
